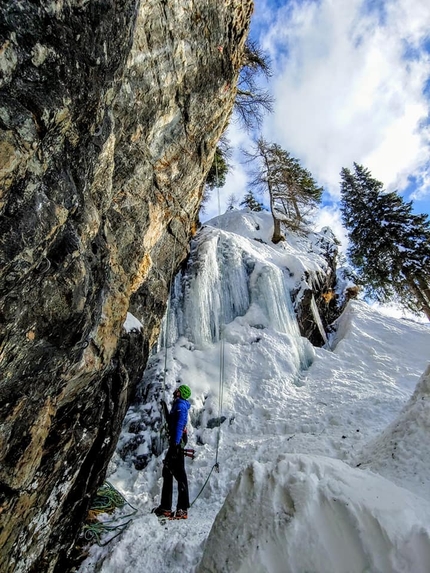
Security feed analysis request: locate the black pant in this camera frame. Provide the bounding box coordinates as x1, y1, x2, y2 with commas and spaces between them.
160, 446, 190, 511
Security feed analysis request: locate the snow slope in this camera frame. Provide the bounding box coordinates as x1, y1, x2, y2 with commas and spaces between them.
79, 210, 430, 573
356, 364, 430, 500
198, 455, 430, 573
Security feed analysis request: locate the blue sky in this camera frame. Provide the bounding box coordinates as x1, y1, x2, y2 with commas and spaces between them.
205, 0, 430, 247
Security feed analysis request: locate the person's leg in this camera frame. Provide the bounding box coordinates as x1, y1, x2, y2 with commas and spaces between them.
172, 454, 189, 510
160, 459, 174, 510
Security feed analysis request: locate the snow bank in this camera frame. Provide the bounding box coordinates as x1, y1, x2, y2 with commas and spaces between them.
356, 364, 430, 500
198, 454, 430, 573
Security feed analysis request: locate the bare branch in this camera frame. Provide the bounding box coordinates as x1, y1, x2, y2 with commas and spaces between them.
234, 40, 274, 132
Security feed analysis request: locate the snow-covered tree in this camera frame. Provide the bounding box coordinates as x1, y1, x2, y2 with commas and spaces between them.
239, 191, 264, 211
244, 137, 323, 242
340, 163, 430, 320
201, 141, 231, 214
205, 146, 229, 190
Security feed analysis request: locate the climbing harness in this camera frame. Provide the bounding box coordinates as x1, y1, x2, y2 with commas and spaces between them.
82, 481, 137, 547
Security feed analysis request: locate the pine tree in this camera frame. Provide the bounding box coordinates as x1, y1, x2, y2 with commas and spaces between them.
205, 146, 229, 190
201, 142, 231, 214
239, 191, 264, 211
244, 137, 322, 242
340, 163, 430, 320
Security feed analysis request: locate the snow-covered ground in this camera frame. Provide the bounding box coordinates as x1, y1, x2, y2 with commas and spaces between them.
79, 210, 430, 573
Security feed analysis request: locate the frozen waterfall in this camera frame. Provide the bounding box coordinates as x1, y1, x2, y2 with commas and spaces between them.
158, 225, 311, 372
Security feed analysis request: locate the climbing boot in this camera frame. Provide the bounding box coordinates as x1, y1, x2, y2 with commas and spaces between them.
152, 506, 173, 518
170, 509, 188, 520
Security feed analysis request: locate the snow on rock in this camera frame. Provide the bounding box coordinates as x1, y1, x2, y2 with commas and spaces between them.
356, 364, 430, 500
123, 312, 144, 332
198, 454, 430, 573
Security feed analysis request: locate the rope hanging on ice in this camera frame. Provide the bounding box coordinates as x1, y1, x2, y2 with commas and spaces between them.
214, 150, 226, 470
190, 151, 227, 507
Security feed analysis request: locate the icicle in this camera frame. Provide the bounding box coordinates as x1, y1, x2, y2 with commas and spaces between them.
158, 227, 312, 365
310, 294, 330, 348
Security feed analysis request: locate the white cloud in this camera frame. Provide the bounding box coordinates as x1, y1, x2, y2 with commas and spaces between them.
259, 0, 430, 201
314, 204, 349, 252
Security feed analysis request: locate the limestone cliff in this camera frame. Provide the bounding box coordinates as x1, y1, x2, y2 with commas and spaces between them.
0, 1, 253, 571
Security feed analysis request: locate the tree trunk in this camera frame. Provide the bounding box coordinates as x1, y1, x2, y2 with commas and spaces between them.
261, 148, 284, 243
291, 194, 302, 221
408, 276, 430, 321
272, 217, 283, 243
416, 275, 430, 321
416, 275, 430, 306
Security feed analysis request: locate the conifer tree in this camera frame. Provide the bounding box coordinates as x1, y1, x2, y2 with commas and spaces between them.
340, 163, 430, 320
244, 137, 322, 242
201, 142, 231, 214
239, 191, 264, 211
205, 146, 229, 190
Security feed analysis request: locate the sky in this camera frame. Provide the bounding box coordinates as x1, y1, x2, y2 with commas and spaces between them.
79, 209, 430, 573
203, 0, 430, 250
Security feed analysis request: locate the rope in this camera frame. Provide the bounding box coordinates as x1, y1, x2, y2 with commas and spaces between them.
215, 312, 225, 466
216, 149, 222, 217
89, 481, 135, 513
82, 481, 137, 547
215, 151, 226, 467
189, 463, 219, 508
189, 148, 226, 507
161, 230, 178, 404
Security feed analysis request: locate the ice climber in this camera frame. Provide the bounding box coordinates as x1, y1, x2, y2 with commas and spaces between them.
153, 384, 191, 520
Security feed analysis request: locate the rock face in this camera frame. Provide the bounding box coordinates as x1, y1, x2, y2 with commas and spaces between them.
0, 1, 252, 571
293, 228, 358, 346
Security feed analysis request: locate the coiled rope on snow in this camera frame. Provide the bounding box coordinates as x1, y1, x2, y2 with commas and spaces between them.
82, 481, 137, 547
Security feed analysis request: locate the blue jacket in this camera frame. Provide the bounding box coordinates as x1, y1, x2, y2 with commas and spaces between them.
168, 397, 190, 445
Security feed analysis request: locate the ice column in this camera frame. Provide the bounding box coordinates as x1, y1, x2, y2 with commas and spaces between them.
160, 227, 306, 357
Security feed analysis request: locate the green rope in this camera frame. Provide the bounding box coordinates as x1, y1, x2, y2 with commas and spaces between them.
82, 481, 137, 547
83, 519, 135, 547
89, 481, 133, 512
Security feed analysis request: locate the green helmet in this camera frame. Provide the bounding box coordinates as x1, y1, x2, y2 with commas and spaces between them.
178, 384, 191, 400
